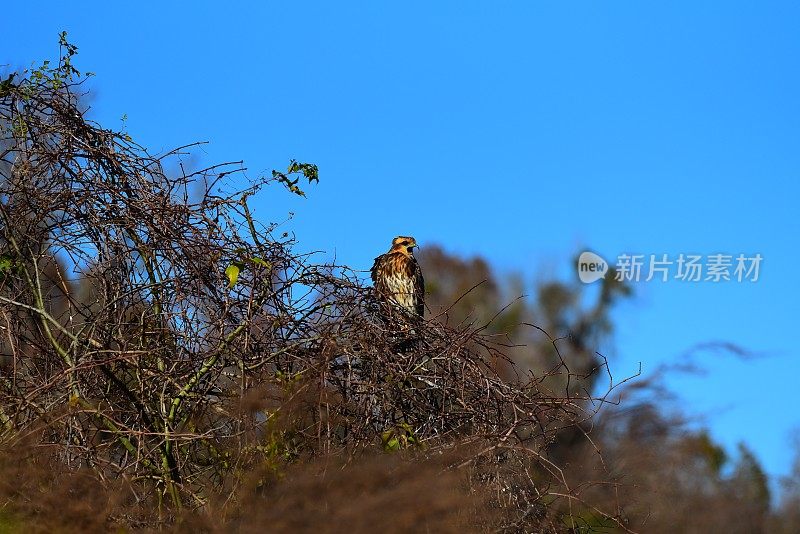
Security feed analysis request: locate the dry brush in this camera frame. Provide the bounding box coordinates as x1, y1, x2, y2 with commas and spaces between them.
0, 42, 632, 532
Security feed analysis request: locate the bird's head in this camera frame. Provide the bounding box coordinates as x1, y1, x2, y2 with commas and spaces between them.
390, 235, 418, 257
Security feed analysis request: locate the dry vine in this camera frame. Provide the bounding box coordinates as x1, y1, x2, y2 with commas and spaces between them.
0, 40, 633, 532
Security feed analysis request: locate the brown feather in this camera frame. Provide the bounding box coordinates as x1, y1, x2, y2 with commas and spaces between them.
371, 237, 424, 319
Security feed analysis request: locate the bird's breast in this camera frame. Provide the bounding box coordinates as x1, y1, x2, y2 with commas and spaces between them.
381, 256, 418, 313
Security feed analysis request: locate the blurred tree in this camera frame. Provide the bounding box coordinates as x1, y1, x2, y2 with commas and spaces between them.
418, 246, 631, 395
578, 400, 775, 533
770, 435, 800, 532
420, 245, 787, 532
419, 245, 520, 333
730, 443, 771, 530
418, 246, 636, 470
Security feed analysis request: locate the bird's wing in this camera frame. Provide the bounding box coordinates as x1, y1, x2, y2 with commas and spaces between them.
370, 255, 382, 286
413, 258, 425, 317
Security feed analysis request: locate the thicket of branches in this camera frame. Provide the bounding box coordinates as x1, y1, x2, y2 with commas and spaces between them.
0, 40, 638, 532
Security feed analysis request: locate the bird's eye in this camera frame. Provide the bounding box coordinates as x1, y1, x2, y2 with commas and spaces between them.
401, 241, 409, 246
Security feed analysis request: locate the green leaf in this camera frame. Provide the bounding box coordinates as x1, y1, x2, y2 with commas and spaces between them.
225, 264, 241, 288
250, 257, 270, 268
0, 254, 17, 282
381, 429, 401, 452
287, 160, 319, 184
272, 160, 319, 197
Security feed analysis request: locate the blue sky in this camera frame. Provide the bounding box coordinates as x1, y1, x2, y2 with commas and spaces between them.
4, 2, 799, 489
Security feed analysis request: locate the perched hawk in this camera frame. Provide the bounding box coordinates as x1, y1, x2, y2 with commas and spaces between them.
371, 236, 425, 320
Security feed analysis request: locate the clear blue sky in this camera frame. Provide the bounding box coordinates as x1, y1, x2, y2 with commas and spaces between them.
4, 1, 799, 490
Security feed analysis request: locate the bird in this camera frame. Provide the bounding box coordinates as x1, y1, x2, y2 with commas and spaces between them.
370, 236, 425, 322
